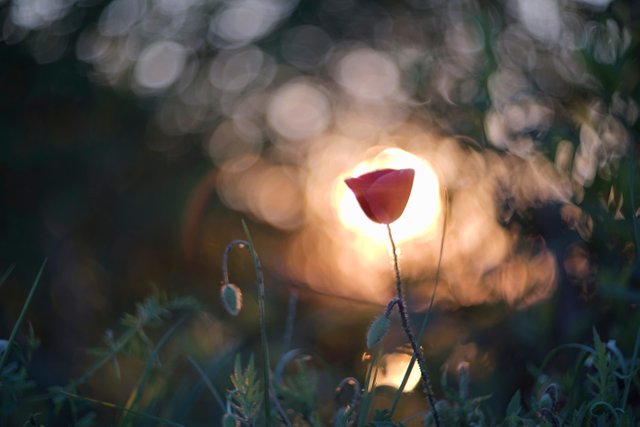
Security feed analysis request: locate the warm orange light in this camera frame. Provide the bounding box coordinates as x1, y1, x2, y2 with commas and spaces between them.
335, 148, 441, 244
373, 352, 421, 392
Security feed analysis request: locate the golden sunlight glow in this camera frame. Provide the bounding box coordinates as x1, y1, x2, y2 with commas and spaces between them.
374, 352, 421, 392
336, 148, 441, 244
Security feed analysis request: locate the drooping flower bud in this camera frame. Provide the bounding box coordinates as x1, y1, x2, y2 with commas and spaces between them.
220, 283, 242, 316
538, 393, 553, 411
366, 314, 390, 348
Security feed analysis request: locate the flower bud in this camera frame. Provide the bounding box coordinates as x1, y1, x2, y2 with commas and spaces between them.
538, 393, 553, 411
220, 283, 242, 316
540, 383, 559, 410
366, 314, 390, 348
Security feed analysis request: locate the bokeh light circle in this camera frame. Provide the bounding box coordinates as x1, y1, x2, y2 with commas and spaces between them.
134, 40, 186, 90
336, 148, 441, 244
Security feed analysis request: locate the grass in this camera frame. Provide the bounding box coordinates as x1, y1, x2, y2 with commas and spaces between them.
0, 259, 47, 374
1, 235, 639, 426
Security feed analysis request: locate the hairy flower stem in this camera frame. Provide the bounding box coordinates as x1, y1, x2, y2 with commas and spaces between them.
386, 224, 440, 427
390, 187, 448, 417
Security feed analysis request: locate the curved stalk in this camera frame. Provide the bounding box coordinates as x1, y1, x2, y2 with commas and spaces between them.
222, 234, 273, 425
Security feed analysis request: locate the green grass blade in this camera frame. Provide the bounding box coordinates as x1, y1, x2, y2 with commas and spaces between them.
241, 219, 272, 425
0, 264, 15, 290
0, 258, 47, 373
622, 328, 640, 411
56, 389, 185, 427
121, 316, 188, 426
628, 149, 640, 262
356, 349, 381, 427
172, 344, 239, 421
186, 355, 225, 411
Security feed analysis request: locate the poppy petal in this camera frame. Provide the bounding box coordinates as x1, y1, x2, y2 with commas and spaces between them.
345, 168, 415, 224
365, 169, 414, 223
345, 177, 375, 221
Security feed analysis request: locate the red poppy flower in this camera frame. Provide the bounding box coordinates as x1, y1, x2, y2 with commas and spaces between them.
345, 168, 415, 224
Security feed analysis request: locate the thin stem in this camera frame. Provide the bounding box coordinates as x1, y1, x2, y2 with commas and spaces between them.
186, 355, 226, 411
122, 316, 188, 424
286, 281, 384, 308
241, 220, 274, 426
356, 348, 381, 427
270, 385, 292, 427
55, 389, 185, 427
628, 145, 640, 261
222, 240, 250, 285
356, 347, 382, 427
334, 377, 361, 427
390, 187, 448, 416
417, 187, 448, 343
386, 225, 440, 427
0, 259, 47, 373
0, 264, 15, 290
385, 298, 400, 317
282, 291, 298, 352
622, 327, 640, 411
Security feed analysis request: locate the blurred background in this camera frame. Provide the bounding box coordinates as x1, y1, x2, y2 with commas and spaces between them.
1, 0, 639, 424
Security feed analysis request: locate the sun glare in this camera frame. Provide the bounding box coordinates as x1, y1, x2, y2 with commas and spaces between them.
373, 352, 422, 392
336, 148, 441, 244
